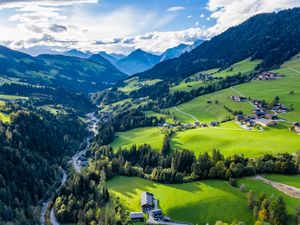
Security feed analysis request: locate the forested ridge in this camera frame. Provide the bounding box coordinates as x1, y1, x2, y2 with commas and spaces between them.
0, 108, 87, 224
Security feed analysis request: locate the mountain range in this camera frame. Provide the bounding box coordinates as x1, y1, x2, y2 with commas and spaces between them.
0, 45, 126, 94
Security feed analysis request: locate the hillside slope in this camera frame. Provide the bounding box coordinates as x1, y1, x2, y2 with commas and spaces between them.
0, 45, 126, 93
137, 8, 300, 81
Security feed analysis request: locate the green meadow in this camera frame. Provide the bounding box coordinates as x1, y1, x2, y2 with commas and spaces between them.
110, 127, 164, 151
170, 80, 207, 93
118, 78, 162, 93
107, 176, 300, 225
210, 58, 262, 78
0, 94, 28, 100
144, 110, 174, 124
0, 112, 11, 123
167, 88, 253, 124
167, 55, 300, 124
171, 121, 300, 157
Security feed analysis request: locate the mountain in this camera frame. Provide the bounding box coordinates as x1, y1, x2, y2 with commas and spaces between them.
115, 48, 161, 75
0, 45, 126, 93
159, 43, 189, 62
62, 49, 93, 58
137, 8, 300, 81
89, 54, 122, 70
98, 51, 119, 65
110, 53, 126, 61
183, 39, 204, 53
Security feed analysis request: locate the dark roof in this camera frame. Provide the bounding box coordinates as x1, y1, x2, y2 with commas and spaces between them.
141, 192, 153, 206
152, 209, 163, 216
130, 212, 144, 219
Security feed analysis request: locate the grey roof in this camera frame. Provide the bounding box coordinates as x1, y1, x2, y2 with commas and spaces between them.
141, 192, 153, 206
130, 212, 144, 219
152, 209, 163, 216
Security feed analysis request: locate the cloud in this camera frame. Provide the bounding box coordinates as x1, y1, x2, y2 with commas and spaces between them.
0, 0, 98, 9
187, 15, 193, 19
200, 13, 205, 18
207, 0, 300, 35
49, 24, 67, 33
167, 6, 185, 12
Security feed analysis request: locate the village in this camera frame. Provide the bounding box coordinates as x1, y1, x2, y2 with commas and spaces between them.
130, 192, 190, 225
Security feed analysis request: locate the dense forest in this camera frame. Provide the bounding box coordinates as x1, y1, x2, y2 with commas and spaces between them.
0, 108, 87, 224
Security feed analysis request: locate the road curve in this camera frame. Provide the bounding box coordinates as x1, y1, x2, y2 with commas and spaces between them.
173, 106, 200, 123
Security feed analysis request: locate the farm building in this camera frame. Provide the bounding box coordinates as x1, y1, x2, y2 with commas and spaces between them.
252, 109, 266, 117
151, 209, 163, 220
256, 72, 284, 80
265, 114, 278, 120
230, 96, 247, 102
255, 118, 277, 127
141, 192, 154, 211
293, 123, 300, 134
130, 212, 144, 222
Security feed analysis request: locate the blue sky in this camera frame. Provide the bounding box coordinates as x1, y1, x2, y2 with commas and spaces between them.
0, 0, 299, 54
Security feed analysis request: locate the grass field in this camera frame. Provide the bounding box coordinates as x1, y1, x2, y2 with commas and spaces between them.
168, 55, 300, 124
107, 176, 300, 225
209, 59, 262, 78
167, 88, 253, 124
118, 78, 162, 93
0, 112, 10, 123
0, 94, 28, 100
170, 80, 208, 93
171, 121, 300, 157
110, 127, 164, 151
144, 110, 173, 124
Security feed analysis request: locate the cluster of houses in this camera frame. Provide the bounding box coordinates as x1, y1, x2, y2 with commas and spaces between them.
236, 113, 278, 128
130, 192, 166, 223
159, 120, 219, 131
255, 72, 284, 81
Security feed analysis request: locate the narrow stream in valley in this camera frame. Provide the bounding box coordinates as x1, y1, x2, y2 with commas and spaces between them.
40, 112, 99, 225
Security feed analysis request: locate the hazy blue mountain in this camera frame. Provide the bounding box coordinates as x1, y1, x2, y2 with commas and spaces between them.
115, 48, 161, 75
183, 39, 204, 53
159, 44, 189, 62
98, 51, 120, 65
62, 49, 93, 58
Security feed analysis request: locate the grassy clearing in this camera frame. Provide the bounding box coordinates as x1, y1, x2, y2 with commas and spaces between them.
211, 59, 262, 78
38, 105, 67, 115
119, 78, 162, 93
0, 94, 28, 100
107, 176, 254, 225
171, 121, 300, 157
144, 110, 173, 124
110, 127, 164, 151
170, 80, 207, 93
167, 88, 252, 124
263, 174, 300, 189
0, 112, 10, 123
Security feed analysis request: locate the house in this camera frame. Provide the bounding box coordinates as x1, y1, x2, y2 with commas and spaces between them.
130, 212, 144, 222
252, 100, 264, 108
255, 118, 277, 127
151, 209, 163, 220
141, 192, 154, 211
256, 72, 279, 80
293, 123, 300, 134
265, 114, 278, 120
253, 109, 266, 117
195, 121, 200, 126
201, 123, 208, 128
210, 121, 219, 127
230, 96, 247, 102
235, 114, 244, 121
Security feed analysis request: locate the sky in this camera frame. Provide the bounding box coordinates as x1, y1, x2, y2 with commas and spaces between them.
0, 0, 299, 55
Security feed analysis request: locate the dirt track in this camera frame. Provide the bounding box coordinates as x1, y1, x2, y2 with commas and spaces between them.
254, 176, 300, 199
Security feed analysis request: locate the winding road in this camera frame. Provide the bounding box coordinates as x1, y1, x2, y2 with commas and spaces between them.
173, 106, 200, 123
40, 112, 99, 225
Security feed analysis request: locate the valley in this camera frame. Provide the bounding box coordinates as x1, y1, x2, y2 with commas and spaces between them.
0, 5, 299, 225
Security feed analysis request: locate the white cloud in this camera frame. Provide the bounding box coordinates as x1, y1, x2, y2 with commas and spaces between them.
187, 15, 193, 19
207, 0, 300, 35
167, 6, 185, 12
200, 13, 205, 18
